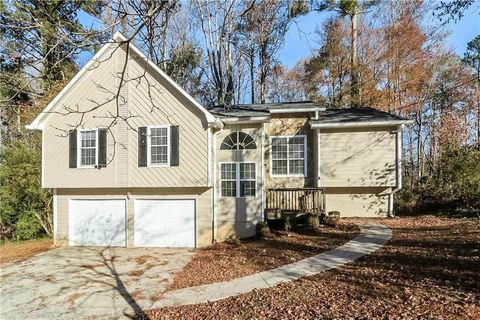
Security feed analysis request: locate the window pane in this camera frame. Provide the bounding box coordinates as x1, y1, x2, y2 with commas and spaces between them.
271, 137, 287, 159
81, 148, 96, 166
240, 163, 255, 180
81, 130, 96, 148
221, 163, 236, 180
80, 130, 96, 166
151, 146, 168, 164
221, 181, 236, 197
150, 127, 168, 146
240, 181, 255, 197
272, 159, 288, 175
289, 159, 304, 174
149, 127, 168, 165
289, 137, 304, 159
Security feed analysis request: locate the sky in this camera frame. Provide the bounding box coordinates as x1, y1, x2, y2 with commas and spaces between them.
278, 5, 480, 68
77, 3, 480, 68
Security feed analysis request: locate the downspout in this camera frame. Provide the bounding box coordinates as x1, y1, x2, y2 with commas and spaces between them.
210, 118, 224, 242
388, 124, 404, 217
261, 122, 266, 221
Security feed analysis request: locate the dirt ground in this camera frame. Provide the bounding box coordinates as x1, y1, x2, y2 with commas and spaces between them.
146, 216, 480, 320
0, 238, 53, 265
169, 222, 359, 290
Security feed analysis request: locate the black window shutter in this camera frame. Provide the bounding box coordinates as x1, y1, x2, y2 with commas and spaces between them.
138, 127, 147, 167
170, 125, 179, 166
69, 130, 77, 168
98, 129, 107, 167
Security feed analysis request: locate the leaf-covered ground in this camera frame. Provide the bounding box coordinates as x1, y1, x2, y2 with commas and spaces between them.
146, 216, 480, 320
169, 222, 359, 290
0, 238, 53, 265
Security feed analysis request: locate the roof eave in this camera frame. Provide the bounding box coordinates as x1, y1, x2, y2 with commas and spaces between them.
219, 116, 271, 124
270, 107, 326, 114
310, 119, 412, 129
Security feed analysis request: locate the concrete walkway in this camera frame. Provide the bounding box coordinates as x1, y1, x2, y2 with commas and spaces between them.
153, 223, 392, 308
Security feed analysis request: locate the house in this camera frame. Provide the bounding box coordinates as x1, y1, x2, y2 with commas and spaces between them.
27, 33, 411, 248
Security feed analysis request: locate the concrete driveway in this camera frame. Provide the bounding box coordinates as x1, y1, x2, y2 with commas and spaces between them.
0, 247, 192, 319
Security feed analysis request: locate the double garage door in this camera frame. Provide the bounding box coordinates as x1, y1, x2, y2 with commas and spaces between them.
69, 199, 195, 247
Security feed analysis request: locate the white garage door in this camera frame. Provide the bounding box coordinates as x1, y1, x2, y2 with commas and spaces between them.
69, 199, 126, 247
134, 199, 195, 248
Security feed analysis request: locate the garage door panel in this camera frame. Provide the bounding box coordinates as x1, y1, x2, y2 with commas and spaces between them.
69, 199, 126, 247
134, 199, 195, 248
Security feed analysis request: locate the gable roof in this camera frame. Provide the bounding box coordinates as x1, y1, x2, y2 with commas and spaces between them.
27, 32, 216, 130
310, 108, 411, 128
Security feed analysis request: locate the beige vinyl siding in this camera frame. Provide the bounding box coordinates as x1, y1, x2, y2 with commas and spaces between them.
215, 124, 263, 239
42, 44, 209, 188
127, 51, 208, 187
319, 127, 397, 187
55, 187, 213, 247
325, 187, 390, 217
43, 44, 120, 188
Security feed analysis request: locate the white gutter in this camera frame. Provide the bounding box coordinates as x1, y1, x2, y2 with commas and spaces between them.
388, 124, 404, 217
220, 116, 270, 124
270, 107, 326, 114
310, 120, 413, 129
211, 118, 224, 242
261, 123, 266, 221
53, 188, 57, 244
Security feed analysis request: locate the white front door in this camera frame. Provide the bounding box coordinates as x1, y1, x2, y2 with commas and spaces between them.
69, 199, 126, 247
134, 199, 195, 248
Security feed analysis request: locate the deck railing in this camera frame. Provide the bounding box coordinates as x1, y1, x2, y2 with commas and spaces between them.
266, 188, 326, 216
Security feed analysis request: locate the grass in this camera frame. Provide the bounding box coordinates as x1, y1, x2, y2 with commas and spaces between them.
0, 238, 53, 265
146, 216, 480, 320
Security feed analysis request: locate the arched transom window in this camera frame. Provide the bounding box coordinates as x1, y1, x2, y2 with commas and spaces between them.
220, 132, 257, 150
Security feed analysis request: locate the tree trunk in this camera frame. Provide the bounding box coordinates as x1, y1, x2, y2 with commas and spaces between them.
250, 47, 255, 104
259, 44, 267, 104
350, 10, 359, 108
416, 111, 423, 181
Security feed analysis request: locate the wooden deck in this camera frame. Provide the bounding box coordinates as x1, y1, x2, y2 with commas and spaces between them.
266, 188, 326, 220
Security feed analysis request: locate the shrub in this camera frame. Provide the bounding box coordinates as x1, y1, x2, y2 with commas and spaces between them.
15, 212, 44, 240
0, 137, 52, 239
255, 222, 270, 238
325, 211, 340, 227
225, 234, 241, 246
307, 214, 320, 228
396, 146, 480, 216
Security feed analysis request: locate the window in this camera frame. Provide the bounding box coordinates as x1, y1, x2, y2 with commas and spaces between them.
148, 126, 169, 166
239, 163, 256, 197
78, 129, 98, 167
221, 163, 237, 197
221, 162, 256, 197
271, 136, 306, 176
220, 132, 256, 150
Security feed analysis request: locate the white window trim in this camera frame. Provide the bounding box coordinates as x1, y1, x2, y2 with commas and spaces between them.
270, 135, 307, 177
221, 131, 256, 150
220, 162, 237, 198
147, 125, 170, 168
220, 161, 257, 198
77, 128, 99, 168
